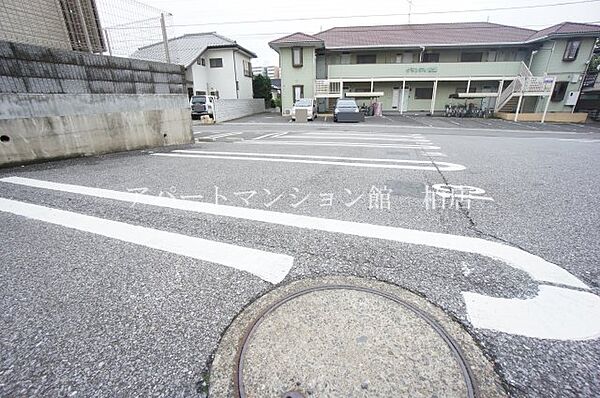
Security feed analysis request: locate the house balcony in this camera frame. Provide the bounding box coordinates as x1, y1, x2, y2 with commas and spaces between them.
327, 61, 525, 81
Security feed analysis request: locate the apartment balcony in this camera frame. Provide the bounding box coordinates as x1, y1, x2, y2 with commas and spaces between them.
327, 61, 524, 81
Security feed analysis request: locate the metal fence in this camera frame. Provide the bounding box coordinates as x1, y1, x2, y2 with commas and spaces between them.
96, 0, 177, 60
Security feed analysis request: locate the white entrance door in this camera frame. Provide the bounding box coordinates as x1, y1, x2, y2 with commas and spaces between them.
392, 88, 409, 112
392, 88, 400, 109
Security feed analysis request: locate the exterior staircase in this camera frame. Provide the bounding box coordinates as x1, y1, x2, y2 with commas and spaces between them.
494, 62, 555, 116
497, 97, 520, 113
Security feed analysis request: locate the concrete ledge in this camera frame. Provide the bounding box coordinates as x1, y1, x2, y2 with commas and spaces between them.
0, 93, 190, 119
0, 108, 192, 167
496, 112, 588, 123
213, 99, 265, 123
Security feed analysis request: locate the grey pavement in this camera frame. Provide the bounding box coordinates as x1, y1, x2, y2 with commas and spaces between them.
1, 113, 599, 397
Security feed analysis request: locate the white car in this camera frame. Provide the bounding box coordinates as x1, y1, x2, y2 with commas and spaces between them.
291, 98, 318, 121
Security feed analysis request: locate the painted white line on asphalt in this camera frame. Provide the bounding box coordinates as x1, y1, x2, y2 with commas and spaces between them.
236, 141, 441, 150
557, 138, 600, 143
3, 177, 596, 340
424, 152, 447, 157
303, 132, 423, 138
152, 153, 465, 171
463, 286, 600, 340
205, 132, 242, 140
253, 132, 279, 140
271, 132, 289, 138
1, 177, 585, 289
446, 119, 461, 126
0, 197, 293, 284
278, 135, 432, 143
222, 121, 583, 135
174, 149, 457, 166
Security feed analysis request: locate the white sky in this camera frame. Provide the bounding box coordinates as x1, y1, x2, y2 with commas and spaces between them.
139, 0, 600, 66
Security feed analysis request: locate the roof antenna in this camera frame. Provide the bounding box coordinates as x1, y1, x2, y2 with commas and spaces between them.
406, 0, 413, 24
487, 15, 490, 22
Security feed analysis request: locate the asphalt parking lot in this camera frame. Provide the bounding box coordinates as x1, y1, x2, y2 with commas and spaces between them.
1, 113, 599, 396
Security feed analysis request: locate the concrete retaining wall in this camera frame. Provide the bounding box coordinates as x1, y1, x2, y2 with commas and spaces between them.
0, 94, 192, 167
496, 112, 588, 123
213, 99, 265, 122
0, 40, 192, 167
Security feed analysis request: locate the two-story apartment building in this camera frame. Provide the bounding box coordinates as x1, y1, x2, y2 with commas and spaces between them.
269, 22, 600, 121
132, 32, 256, 100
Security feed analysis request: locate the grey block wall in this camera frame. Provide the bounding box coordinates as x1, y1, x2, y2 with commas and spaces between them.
213, 99, 266, 122
0, 40, 185, 94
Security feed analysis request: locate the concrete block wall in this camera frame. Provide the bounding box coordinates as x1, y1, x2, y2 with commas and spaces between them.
0, 40, 185, 94
213, 99, 266, 122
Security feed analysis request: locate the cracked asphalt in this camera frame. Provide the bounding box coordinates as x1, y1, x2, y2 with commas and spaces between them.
1, 114, 599, 397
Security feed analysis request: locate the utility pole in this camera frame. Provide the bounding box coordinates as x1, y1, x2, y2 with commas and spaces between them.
160, 13, 171, 63
407, 0, 413, 24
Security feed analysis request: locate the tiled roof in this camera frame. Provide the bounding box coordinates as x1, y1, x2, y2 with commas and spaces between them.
526, 22, 600, 41
270, 22, 600, 50
313, 22, 535, 48
269, 32, 323, 45
131, 32, 256, 67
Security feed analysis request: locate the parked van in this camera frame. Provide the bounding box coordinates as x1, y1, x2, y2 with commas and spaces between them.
190, 95, 215, 119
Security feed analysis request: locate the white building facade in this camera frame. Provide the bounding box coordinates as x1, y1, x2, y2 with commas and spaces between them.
132, 33, 256, 100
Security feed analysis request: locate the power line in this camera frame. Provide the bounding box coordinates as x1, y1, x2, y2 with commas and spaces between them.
105, 0, 600, 30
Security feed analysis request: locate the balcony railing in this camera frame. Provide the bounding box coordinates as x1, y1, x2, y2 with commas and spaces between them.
328, 61, 524, 80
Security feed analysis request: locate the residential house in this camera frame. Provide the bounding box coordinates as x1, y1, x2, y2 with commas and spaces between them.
269, 22, 600, 120
132, 32, 256, 100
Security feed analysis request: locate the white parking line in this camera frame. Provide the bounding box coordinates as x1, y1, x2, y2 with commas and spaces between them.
0, 177, 585, 289
302, 132, 423, 139
279, 135, 432, 143
424, 152, 447, 157
152, 152, 465, 171
236, 141, 441, 150
252, 132, 279, 140
0, 197, 293, 284
2, 176, 597, 340
199, 132, 243, 140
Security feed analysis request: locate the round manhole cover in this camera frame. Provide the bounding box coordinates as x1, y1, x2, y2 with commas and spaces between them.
210, 277, 507, 398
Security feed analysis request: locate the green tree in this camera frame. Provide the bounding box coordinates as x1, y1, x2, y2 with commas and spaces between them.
252, 74, 273, 107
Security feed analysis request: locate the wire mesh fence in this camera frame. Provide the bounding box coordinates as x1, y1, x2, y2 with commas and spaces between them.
0, 0, 179, 62
96, 0, 179, 61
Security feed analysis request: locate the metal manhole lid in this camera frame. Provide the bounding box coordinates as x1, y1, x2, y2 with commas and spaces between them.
209, 277, 507, 398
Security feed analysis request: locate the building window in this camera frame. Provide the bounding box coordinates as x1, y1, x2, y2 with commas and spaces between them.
414, 87, 433, 99
293, 85, 304, 103
395, 53, 404, 63
356, 54, 377, 64
195, 91, 206, 95
551, 81, 569, 102
422, 52, 439, 63
209, 58, 223, 68
292, 47, 303, 67
210, 90, 220, 98
243, 60, 252, 77
197, 58, 206, 66
341, 53, 351, 64
563, 40, 581, 61
460, 52, 483, 62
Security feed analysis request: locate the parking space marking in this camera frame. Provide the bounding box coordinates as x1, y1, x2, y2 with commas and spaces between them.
303, 132, 423, 138
424, 152, 447, 157
253, 132, 279, 140
279, 135, 432, 143
0, 177, 585, 289
151, 152, 465, 171
3, 176, 597, 340
236, 141, 441, 150
197, 132, 242, 141
0, 197, 293, 284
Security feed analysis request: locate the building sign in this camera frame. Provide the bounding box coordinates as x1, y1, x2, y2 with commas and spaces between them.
405, 67, 438, 74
